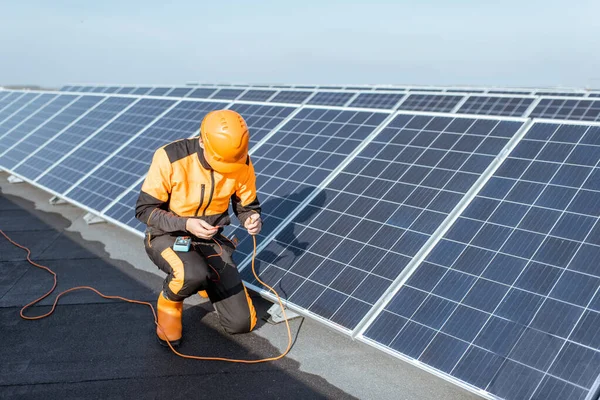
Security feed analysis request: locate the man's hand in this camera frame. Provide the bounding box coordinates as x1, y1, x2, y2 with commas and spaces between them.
244, 213, 262, 236
186, 218, 219, 239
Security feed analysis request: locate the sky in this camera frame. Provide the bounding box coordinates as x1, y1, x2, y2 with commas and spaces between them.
1, 0, 599, 88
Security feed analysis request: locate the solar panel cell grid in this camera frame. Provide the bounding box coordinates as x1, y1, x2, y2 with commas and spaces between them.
0, 94, 53, 141
269, 91, 313, 104
68, 100, 226, 212
238, 90, 277, 102
187, 88, 217, 99
14, 96, 134, 181
227, 108, 389, 269
147, 87, 172, 97
398, 94, 464, 113
211, 88, 245, 100
166, 87, 193, 98
365, 121, 600, 400
307, 92, 355, 107
37, 98, 176, 196
0, 94, 57, 153
0, 95, 81, 169
0, 93, 37, 122
131, 87, 153, 95
242, 113, 521, 331
348, 93, 405, 109
457, 96, 535, 117
529, 99, 600, 122
115, 87, 137, 94
228, 103, 296, 146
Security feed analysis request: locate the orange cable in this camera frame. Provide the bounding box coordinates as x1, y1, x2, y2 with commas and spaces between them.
0, 229, 293, 364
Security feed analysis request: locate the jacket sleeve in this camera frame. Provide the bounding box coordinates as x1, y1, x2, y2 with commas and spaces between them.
232, 158, 261, 226
135, 148, 187, 233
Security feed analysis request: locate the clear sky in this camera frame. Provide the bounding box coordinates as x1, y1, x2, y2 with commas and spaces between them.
2, 0, 599, 88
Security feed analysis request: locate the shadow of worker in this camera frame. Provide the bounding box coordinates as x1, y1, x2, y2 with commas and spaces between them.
237, 186, 328, 300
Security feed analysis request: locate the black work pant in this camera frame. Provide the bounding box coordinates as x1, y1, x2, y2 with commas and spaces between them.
145, 233, 256, 334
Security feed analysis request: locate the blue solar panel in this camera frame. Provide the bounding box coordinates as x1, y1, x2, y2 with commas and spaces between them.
67, 101, 225, 211
166, 87, 193, 98
116, 87, 138, 95
59, 86, 71, 92
211, 88, 245, 100
79, 87, 95, 93
228, 103, 297, 146
365, 121, 599, 400
238, 90, 277, 102
90, 86, 106, 93
131, 87, 152, 96
0, 94, 57, 152
187, 88, 217, 99
529, 99, 600, 121
14, 97, 135, 181
245, 113, 522, 331
409, 88, 443, 92
147, 87, 172, 97
0, 92, 20, 111
37, 98, 176, 196
0, 93, 39, 122
269, 91, 313, 104
446, 89, 485, 93
398, 94, 464, 113
307, 92, 355, 107
589, 93, 600, 98
488, 90, 532, 95
231, 107, 389, 275
104, 181, 145, 231
348, 93, 405, 109
0, 95, 80, 169
374, 88, 406, 92
345, 86, 372, 91
457, 96, 534, 117
0, 94, 55, 141
534, 92, 585, 97
102, 87, 121, 94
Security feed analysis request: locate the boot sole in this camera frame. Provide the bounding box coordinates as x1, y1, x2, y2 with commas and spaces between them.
158, 336, 182, 348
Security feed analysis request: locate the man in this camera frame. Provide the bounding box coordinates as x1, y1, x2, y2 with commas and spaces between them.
135, 109, 262, 346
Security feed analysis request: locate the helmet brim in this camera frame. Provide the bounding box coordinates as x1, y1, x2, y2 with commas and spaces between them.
204, 150, 246, 174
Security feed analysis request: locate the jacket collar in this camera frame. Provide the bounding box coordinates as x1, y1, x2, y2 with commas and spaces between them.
195, 139, 212, 170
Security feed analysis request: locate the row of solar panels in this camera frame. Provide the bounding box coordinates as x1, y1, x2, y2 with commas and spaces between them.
0, 88, 598, 400
60, 83, 600, 98
27, 87, 600, 122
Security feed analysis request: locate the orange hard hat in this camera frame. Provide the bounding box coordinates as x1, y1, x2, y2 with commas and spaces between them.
200, 110, 249, 173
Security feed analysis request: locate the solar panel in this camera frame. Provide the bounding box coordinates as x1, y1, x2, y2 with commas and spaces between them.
409, 88, 443, 92
102, 87, 121, 94
364, 121, 599, 400
228, 103, 297, 146
295, 85, 317, 89
307, 92, 355, 107
238, 90, 277, 102
59, 86, 72, 92
488, 90, 532, 95
345, 86, 373, 91
0, 92, 21, 110
90, 86, 107, 93
319, 86, 344, 90
13, 96, 135, 181
66, 100, 226, 211
116, 87, 137, 95
534, 92, 585, 97
227, 107, 390, 271
0, 92, 38, 122
103, 181, 145, 231
37, 98, 176, 195
269, 91, 313, 104
456, 96, 535, 117
0, 95, 80, 168
147, 87, 172, 97
0, 94, 57, 147
131, 87, 153, 95
589, 93, 600, 98
211, 88, 245, 100
243, 113, 523, 332
69, 86, 82, 92
375, 88, 406, 92
166, 87, 193, 98
187, 88, 218, 99
348, 93, 405, 109
79, 86, 95, 93
529, 98, 600, 122
398, 94, 464, 113
446, 89, 485, 93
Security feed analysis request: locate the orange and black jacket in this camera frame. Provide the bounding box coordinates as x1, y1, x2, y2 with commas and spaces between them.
135, 138, 261, 237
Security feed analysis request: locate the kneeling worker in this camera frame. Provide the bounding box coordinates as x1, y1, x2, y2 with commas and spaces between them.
135, 110, 261, 346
